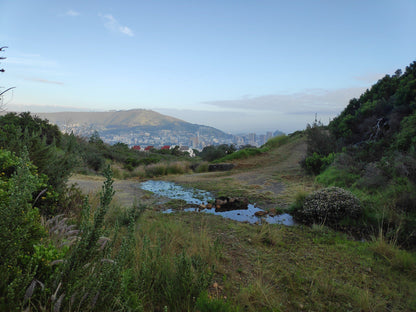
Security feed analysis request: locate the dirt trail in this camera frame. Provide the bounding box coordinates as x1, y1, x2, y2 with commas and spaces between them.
69, 138, 309, 209
68, 175, 155, 207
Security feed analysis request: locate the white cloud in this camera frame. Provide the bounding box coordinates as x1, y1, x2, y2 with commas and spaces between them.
100, 14, 134, 37
6, 55, 58, 68
156, 87, 368, 133
66, 10, 80, 17
24, 77, 64, 85
203, 87, 367, 115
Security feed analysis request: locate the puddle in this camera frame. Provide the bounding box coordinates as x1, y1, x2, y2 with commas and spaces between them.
140, 180, 213, 205
139, 180, 295, 225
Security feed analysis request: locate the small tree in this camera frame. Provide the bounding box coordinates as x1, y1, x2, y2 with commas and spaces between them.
0, 46, 15, 112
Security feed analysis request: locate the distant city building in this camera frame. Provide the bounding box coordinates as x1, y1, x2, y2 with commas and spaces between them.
248, 133, 257, 146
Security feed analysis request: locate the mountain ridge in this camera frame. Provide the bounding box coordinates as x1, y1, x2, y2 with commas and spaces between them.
34, 108, 227, 135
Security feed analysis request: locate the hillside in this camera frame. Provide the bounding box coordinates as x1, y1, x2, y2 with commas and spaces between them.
68, 134, 415, 311
36, 108, 231, 143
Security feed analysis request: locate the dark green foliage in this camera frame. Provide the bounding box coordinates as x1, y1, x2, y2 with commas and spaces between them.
200, 144, 236, 162
396, 111, 416, 152
137, 156, 161, 166
301, 121, 337, 174
0, 151, 46, 311
303, 152, 335, 175
0, 113, 78, 214
305, 121, 336, 157
329, 61, 416, 152
302, 61, 416, 246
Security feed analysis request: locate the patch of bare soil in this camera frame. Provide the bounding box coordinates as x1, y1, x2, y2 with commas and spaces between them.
68, 175, 155, 207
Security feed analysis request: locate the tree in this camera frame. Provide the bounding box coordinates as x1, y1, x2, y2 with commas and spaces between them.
0, 46, 15, 112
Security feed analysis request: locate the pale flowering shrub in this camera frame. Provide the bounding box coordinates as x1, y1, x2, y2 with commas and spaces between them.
293, 187, 362, 226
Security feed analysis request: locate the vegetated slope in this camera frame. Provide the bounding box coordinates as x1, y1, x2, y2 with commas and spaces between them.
301, 61, 416, 247
329, 61, 416, 156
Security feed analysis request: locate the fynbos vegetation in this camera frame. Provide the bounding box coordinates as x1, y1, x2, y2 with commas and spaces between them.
1, 61, 415, 311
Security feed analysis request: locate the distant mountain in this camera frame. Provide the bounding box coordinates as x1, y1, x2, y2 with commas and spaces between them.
37, 109, 224, 133
35, 109, 232, 147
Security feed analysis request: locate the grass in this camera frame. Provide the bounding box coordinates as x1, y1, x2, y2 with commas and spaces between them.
139, 211, 416, 311
64, 134, 416, 311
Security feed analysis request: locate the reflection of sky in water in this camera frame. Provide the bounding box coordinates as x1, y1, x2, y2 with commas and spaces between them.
139, 180, 295, 226
140, 180, 213, 205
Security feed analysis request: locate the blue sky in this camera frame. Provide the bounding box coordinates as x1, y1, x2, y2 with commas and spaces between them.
1, 0, 415, 134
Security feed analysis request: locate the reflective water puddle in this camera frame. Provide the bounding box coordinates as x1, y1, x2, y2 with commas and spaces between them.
139, 180, 295, 226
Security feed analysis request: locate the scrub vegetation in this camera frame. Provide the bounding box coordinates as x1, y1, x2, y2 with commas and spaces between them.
1, 61, 416, 311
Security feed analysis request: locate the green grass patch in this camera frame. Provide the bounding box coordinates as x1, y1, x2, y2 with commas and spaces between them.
215, 135, 290, 163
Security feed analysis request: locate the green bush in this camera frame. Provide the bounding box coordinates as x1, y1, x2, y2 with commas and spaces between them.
145, 163, 167, 177
293, 187, 362, 227
0, 150, 46, 310
303, 152, 335, 175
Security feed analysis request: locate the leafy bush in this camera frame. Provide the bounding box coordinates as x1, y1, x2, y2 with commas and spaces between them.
200, 144, 236, 162
303, 152, 335, 175
0, 150, 46, 310
293, 187, 362, 227
145, 163, 167, 177
355, 162, 389, 190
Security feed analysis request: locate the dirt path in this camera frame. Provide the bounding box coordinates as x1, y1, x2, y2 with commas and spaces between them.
69, 137, 310, 209
68, 175, 157, 207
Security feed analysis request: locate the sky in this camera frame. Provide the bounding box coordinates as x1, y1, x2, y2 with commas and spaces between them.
1, 0, 415, 134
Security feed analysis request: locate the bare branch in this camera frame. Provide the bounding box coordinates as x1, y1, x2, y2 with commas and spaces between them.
0, 87, 15, 97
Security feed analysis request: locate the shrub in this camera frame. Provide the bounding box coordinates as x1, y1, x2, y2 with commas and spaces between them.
293, 187, 362, 227
145, 163, 166, 177
303, 152, 335, 175
166, 161, 189, 175
0, 150, 46, 310
355, 162, 388, 190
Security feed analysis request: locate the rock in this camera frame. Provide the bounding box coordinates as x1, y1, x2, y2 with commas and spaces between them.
208, 163, 234, 172
214, 196, 248, 211
254, 210, 268, 217
268, 208, 277, 217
